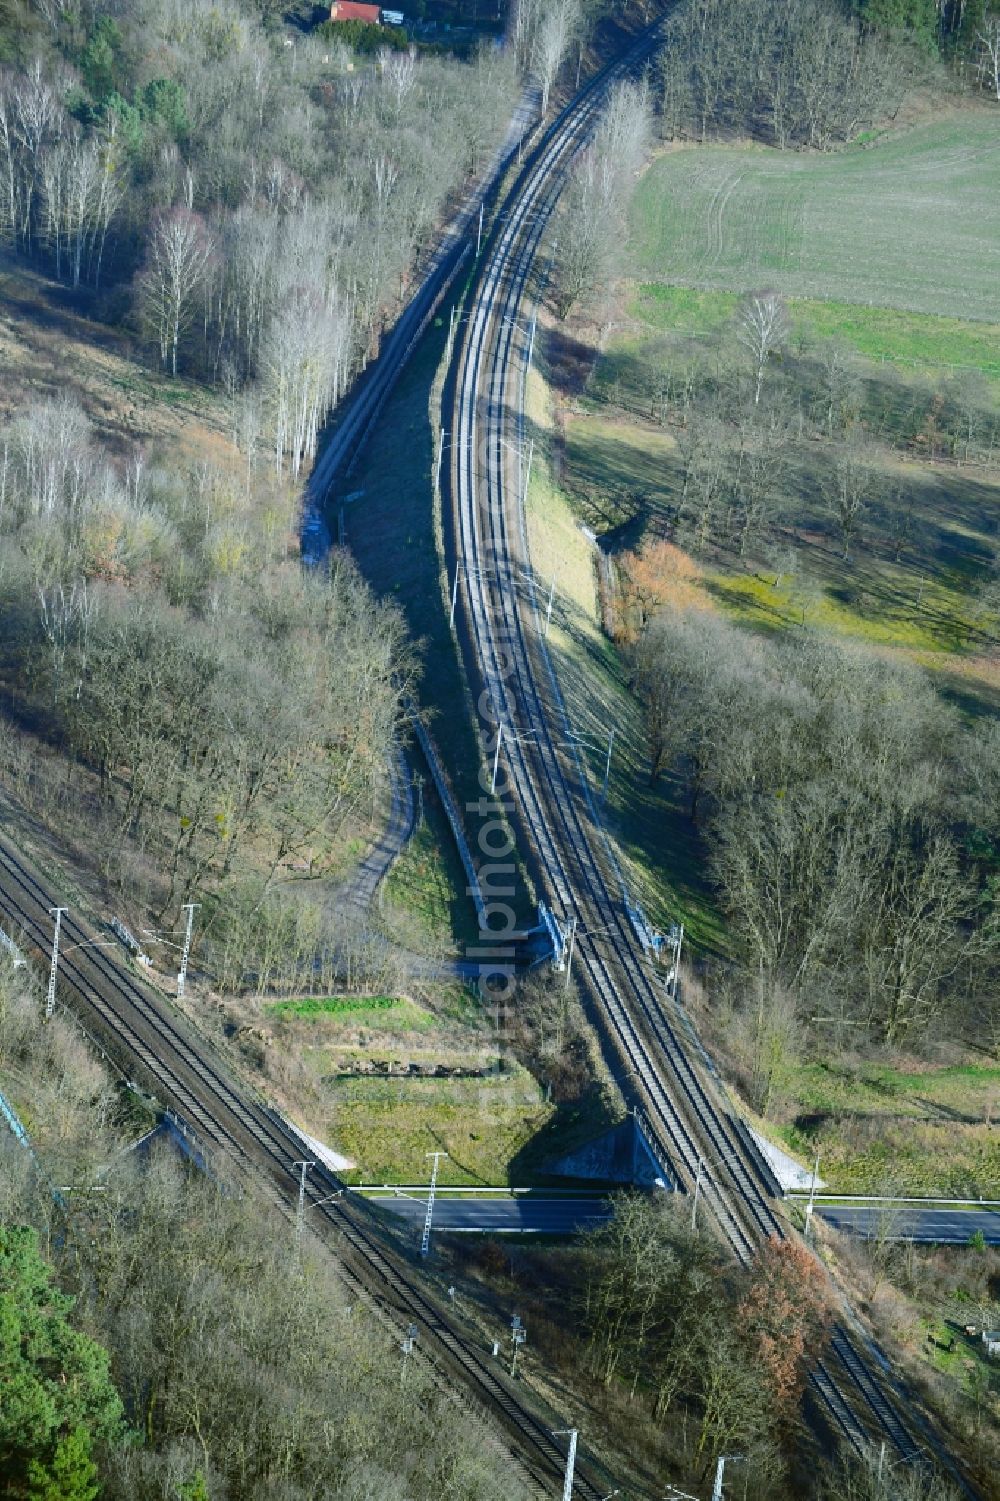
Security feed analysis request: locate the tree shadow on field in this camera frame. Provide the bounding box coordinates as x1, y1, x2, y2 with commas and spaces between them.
560, 416, 681, 554
0, 264, 131, 360
544, 324, 599, 400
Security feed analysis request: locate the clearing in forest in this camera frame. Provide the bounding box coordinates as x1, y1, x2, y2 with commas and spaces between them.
630, 116, 1000, 323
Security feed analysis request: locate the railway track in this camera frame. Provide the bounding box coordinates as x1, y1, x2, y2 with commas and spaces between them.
0, 831, 613, 1499
445, 25, 977, 1494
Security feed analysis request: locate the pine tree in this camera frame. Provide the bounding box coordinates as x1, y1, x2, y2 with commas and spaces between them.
26, 1428, 100, 1501
0, 1227, 123, 1494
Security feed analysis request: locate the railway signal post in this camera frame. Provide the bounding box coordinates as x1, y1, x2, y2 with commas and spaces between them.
711, 1454, 744, 1501
804, 1150, 821, 1240
543, 572, 557, 637
510, 1312, 526, 1377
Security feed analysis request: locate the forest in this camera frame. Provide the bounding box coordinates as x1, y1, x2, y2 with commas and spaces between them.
0, 0, 515, 467
656, 0, 1000, 145
0, 0, 622, 983
0, 390, 418, 985
634, 609, 1000, 1059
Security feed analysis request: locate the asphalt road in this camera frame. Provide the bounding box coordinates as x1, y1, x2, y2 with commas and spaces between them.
819, 1205, 1000, 1244
368, 1194, 613, 1235
372, 1193, 1000, 1244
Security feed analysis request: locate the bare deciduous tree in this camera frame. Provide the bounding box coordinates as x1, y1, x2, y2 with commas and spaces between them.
728, 404, 789, 556
819, 338, 862, 438
736, 292, 789, 407
260, 286, 349, 477
633, 608, 998, 1044
379, 45, 417, 118
553, 78, 649, 318
140, 207, 216, 376
675, 410, 729, 553
511, 0, 545, 72
40, 134, 113, 288
37, 577, 98, 704
975, 8, 1000, 98
6, 58, 66, 250
657, 0, 922, 150
13, 395, 94, 518
818, 1445, 961, 1501
533, 0, 582, 114
828, 439, 875, 560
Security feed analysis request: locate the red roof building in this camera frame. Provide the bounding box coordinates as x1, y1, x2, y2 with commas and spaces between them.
329, 1, 381, 21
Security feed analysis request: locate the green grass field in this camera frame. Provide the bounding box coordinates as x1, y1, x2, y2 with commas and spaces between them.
323, 1068, 554, 1185
278, 985, 541, 1182
631, 119, 1000, 323
769, 1059, 1000, 1196
380, 801, 482, 953
267, 993, 420, 1023
631, 284, 1000, 384
553, 138, 1000, 675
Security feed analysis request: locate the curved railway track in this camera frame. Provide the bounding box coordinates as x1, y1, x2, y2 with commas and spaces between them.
445, 26, 976, 1495
0, 831, 614, 1499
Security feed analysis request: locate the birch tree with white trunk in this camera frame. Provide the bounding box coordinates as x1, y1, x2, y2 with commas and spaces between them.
14, 396, 93, 519
736, 292, 790, 407
261, 288, 349, 477
140, 207, 216, 376
512, 0, 545, 73
379, 46, 418, 120
534, 0, 582, 114
41, 135, 106, 288
976, 9, 1000, 99
10, 59, 65, 250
